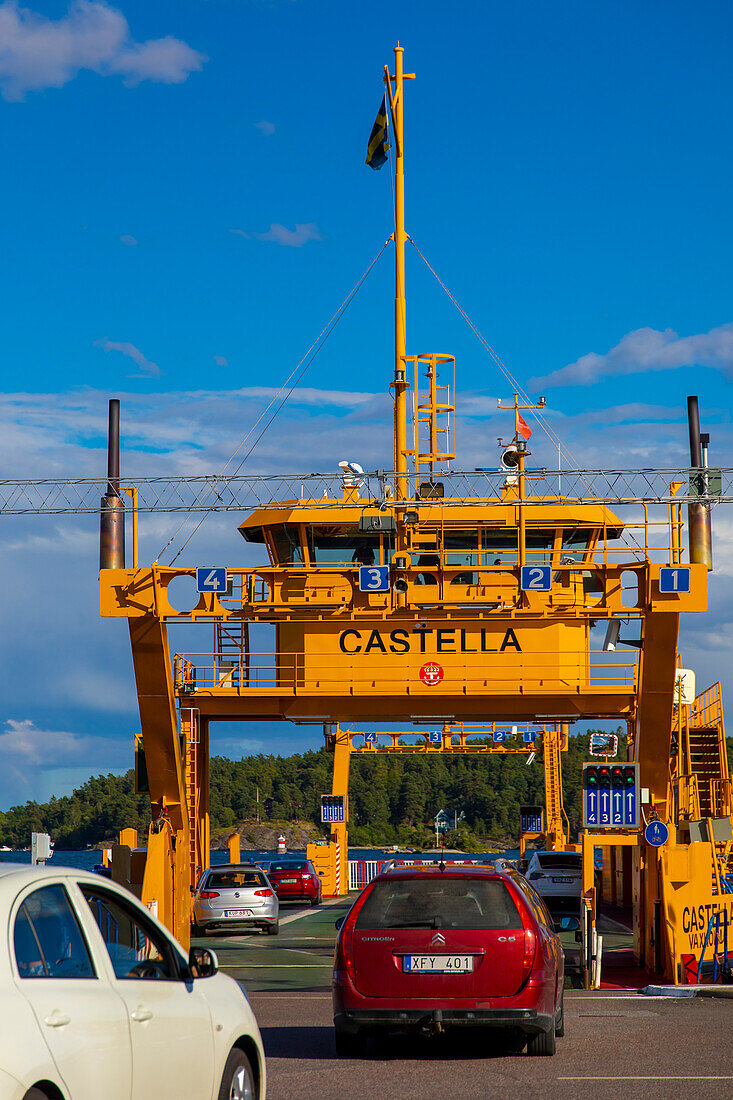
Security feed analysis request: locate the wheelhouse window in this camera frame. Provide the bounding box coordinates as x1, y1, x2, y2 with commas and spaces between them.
560, 528, 595, 564
307, 527, 390, 566
525, 530, 556, 565
269, 524, 304, 566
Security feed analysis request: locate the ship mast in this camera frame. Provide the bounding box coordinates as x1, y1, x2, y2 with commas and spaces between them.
386, 46, 414, 502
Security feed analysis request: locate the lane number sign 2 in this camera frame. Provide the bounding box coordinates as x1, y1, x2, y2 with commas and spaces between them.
521, 565, 551, 591
659, 567, 690, 594
359, 565, 390, 592
196, 567, 227, 593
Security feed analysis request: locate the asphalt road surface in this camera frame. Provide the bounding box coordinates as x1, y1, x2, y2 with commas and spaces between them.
200, 898, 733, 1100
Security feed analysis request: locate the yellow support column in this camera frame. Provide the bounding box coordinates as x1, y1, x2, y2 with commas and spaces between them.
331, 726, 351, 896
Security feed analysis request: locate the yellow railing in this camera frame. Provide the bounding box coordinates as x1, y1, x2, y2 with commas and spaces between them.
677, 773, 701, 821
173, 649, 637, 695
710, 779, 732, 818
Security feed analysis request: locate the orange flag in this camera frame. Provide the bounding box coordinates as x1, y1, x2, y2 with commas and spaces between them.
517, 414, 532, 441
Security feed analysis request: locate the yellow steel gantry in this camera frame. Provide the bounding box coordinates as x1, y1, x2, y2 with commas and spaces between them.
99, 45, 730, 981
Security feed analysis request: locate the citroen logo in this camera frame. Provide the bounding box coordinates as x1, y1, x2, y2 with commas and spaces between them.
234, 892, 240, 898
431, 932, 446, 947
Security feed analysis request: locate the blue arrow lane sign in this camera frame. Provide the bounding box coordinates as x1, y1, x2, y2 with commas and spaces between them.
624, 789, 638, 827
599, 788, 611, 825
611, 790, 623, 826
586, 790, 599, 826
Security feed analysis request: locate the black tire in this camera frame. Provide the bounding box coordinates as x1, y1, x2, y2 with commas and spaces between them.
527, 1025, 556, 1056
334, 1029, 364, 1057
555, 994, 565, 1038
191, 923, 203, 937
217, 1047, 257, 1100
266, 921, 279, 936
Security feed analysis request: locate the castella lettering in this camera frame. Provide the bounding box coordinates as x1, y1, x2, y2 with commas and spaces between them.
338, 627, 521, 655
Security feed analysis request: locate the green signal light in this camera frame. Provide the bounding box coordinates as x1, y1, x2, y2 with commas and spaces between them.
585, 766, 599, 789
623, 766, 636, 788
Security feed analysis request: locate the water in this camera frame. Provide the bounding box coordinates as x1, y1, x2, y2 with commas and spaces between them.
0, 847, 517, 872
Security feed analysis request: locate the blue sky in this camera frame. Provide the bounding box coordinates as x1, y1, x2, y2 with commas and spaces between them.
2, 0, 733, 811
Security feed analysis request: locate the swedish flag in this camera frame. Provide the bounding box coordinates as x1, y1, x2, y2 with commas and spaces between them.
365, 96, 390, 170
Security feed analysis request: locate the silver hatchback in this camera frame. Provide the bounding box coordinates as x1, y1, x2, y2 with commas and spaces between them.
193, 864, 279, 936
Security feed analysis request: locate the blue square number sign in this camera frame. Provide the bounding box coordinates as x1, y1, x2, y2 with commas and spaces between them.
196, 567, 227, 593
359, 565, 390, 592
521, 565, 551, 592
659, 567, 690, 594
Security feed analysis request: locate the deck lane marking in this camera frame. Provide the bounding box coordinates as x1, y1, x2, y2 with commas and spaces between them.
223, 963, 333, 968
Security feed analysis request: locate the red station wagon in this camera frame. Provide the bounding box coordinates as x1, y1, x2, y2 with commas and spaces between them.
332, 864, 565, 1056
267, 859, 323, 905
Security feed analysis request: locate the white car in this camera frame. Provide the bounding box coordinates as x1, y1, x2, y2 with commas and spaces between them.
524, 851, 583, 914
0, 863, 266, 1100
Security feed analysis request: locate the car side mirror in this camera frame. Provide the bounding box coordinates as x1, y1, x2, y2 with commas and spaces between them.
335, 916, 345, 930
189, 946, 218, 978
555, 916, 580, 932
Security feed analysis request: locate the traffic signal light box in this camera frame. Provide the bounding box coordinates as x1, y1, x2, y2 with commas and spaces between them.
582, 762, 639, 828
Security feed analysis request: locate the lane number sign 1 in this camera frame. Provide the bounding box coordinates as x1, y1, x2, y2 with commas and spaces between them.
196, 567, 227, 593
521, 565, 551, 591
359, 565, 390, 592
659, 567, 691, 594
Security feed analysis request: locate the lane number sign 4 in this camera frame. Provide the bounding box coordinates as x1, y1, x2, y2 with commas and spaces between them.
196, 567, 227, 593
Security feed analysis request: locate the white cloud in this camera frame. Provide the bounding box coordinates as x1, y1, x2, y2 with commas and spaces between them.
213, 355, 228, 367
254, 120, 275, 136
228, 228, 251, 240
531, 322, 733, 388
0, 0, 205, 101
255, 222, 322, 248
119, 234, 137, 246
0, 718, 129, 808
94, 337, 161, 377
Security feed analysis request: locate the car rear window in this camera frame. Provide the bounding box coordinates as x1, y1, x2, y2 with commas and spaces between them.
356, 877, 522, 930
270, 862, 306, 872
206, 871, 267, 888
537, 855, 581, 870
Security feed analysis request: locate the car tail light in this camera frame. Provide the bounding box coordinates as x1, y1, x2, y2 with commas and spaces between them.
200, 891, 220, 899
522, 927, 537, 983
335, 883, 372, 983
515, 890, 537, 985
254, 889, 273, 897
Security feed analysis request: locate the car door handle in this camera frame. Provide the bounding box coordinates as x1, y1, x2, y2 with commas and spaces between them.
44, 1012, 70, 1028
130, 1007, 153, 1023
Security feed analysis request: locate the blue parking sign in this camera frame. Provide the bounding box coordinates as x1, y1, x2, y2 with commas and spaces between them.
359, 565, 390, 592
521, 565, 551, 592
196, 567, 227, 593
659, 567, 690, 594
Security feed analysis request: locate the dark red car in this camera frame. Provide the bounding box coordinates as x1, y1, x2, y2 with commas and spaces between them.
332, 863, 565, 1056
267, 859, 322, 905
